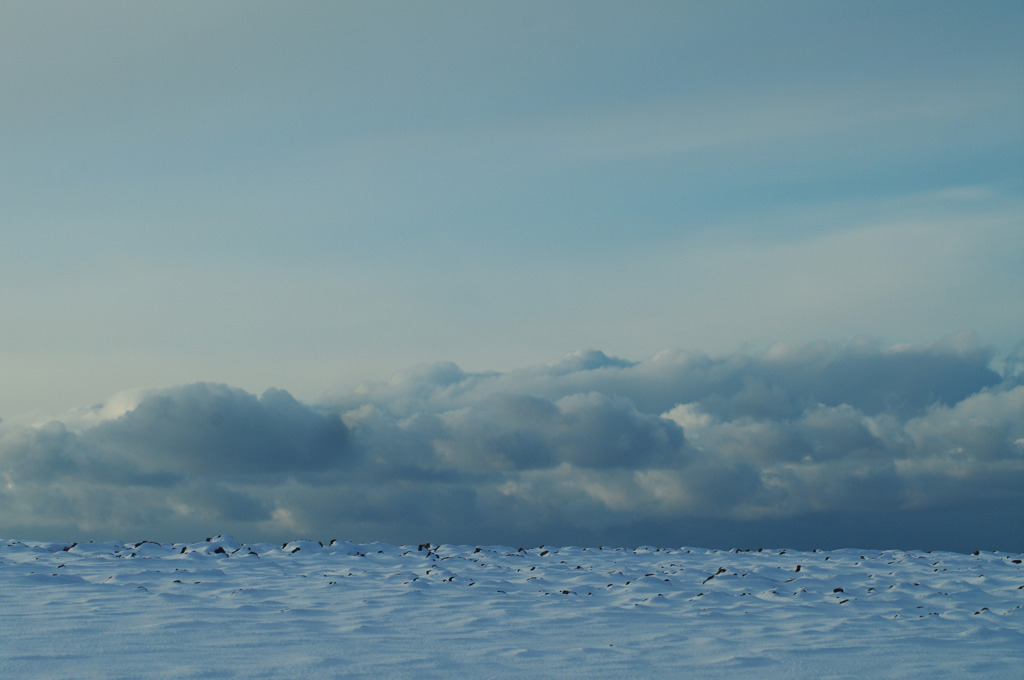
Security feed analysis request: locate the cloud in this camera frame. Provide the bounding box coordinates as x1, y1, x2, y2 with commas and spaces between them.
86, 383, 349, 475
1, 338, 1021, 551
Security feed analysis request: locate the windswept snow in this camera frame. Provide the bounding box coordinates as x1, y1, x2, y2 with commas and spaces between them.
1, 537, 1021, 678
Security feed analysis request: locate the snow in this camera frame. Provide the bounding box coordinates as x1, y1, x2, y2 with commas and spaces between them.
1, 537, 1021, 679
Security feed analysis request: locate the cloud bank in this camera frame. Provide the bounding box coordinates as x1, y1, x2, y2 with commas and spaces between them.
1, 337, 1021, 552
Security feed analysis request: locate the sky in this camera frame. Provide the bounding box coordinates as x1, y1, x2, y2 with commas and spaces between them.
1, 1, 1022, 550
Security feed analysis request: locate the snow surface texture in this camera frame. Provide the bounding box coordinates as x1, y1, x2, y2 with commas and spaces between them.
2, 536, 1022, 679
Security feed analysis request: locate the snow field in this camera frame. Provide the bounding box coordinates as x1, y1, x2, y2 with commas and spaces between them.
1, 536, 1021, 679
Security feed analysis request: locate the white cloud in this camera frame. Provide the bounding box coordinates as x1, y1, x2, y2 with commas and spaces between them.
0, 339, 1020, 551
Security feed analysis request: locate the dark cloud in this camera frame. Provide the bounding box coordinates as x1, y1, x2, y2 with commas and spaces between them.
89, 383, 350, 475
0, 339, 1020, 552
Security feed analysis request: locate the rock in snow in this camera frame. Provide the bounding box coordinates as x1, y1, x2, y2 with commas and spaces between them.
1, 538, 1021, 679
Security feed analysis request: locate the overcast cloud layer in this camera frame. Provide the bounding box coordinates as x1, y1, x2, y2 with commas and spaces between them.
2, 2, 1022, 422
1, 4, 1021, 551
2, 337, 1021, 552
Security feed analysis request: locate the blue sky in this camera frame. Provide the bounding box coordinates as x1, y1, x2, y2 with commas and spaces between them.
1, 2, 1022, 549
